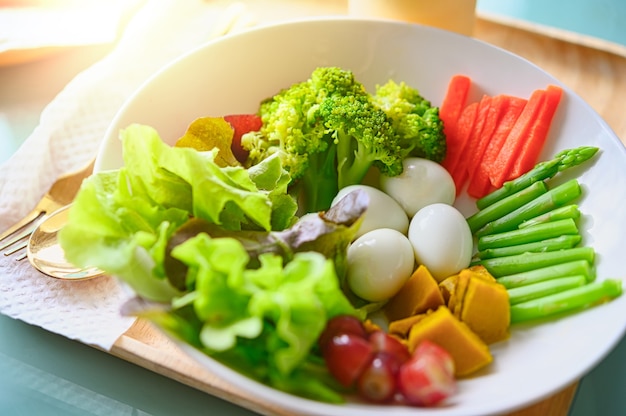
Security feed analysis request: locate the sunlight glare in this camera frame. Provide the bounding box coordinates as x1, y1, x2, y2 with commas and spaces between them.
0, 0, 139, 52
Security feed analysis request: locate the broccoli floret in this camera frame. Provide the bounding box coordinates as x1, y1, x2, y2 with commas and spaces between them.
319, 94, 402, 182
373, 80, 447, 162
242, 67, 441, 213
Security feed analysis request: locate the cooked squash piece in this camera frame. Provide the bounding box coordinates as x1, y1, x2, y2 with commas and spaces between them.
407, 306, 493, 377
384, 265, 445, 322
364, 319, 383, 333
460, 277, 510, 344
450, 269, 472, 318
388, 314, 427, 339
469, 264, 496, 281
439, 274, 459, 305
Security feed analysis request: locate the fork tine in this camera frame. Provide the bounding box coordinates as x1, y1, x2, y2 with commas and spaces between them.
4, 240, 27, 256
0, 224, 37, 252
0, 209, 44, 244
14, 251, 27, 261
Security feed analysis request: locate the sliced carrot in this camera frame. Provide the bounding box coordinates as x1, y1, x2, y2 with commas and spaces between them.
438, 78, 561, 199
467, 95, 509, 198
465, 95, 493, 186
490, 89, 547, 188
448, 101, 479, 195
440, 75, 472, 136
509, 85, 563, 179
468, 164, 495, 199
480, 96, 527, 188
441, 75, 472, 172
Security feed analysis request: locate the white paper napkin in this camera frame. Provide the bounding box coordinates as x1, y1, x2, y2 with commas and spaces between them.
0, 0, 255, 350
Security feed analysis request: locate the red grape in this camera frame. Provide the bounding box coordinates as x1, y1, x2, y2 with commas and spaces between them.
413, 339, 455, 377
323, 333, 373, 387
368, 331, 411, 364
318, 315, 367, 353
357, 352, 399, 403
320, 318, 458, 407
397, 341, 457, 406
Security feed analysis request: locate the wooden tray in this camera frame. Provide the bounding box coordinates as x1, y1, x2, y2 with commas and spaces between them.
108, 3, 626, 415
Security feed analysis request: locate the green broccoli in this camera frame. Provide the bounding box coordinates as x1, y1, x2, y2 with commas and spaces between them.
242, 67, 445, 213
372, 79, 446, 162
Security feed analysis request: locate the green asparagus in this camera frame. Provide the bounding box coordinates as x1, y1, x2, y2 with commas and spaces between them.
476, 179, 582, 237
476, 234, 581, 260
467, 181, 547, 234
510, 279, 622, 323
477, 218, 579, 251
518, 205, 580, 229
476, 146, 599, 209
507, 275, 587, 305
478, 246, 595, 277
496, 259, 595, 289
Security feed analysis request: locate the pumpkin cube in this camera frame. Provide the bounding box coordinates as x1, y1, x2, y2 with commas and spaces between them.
460, 276, 510, 344
388, 314, 427, 339
385, 265, 445, 322
407, 306, 493, 377
438, 274, 459, 305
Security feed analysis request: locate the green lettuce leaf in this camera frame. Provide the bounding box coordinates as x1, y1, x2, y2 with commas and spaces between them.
59, 124, 297, 302
60, 123, 363, 402
168, 234, 356, 402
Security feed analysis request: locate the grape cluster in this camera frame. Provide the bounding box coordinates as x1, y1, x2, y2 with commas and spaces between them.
318, 315, 457, 406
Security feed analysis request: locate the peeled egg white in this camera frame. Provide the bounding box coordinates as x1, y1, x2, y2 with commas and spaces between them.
380, 157, 456, 218
332, 184, 409, 238
346, 228, 415, 302
408, 203, 472, 281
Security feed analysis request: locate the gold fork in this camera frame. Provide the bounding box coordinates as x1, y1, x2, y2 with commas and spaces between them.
0, 159, 94, 260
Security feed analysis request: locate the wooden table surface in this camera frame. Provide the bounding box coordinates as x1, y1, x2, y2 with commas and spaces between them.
108, 2, 626, 415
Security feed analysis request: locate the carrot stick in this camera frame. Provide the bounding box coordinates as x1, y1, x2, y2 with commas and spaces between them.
480, 96, 527, 189
465, 94, 492, 178
490, 89, 547, 188
467, 95, 509, 198
447, 101, 479, 194
509, 85, 563, 179
441, 75, 472, 172
440, 75, 472, 137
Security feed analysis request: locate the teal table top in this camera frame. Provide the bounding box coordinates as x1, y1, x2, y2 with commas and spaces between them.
1, 2, 625, 415
477, 0, 626, 48
0, 315, 258, 416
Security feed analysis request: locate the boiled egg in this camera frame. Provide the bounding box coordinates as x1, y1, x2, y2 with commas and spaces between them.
408, 203, 472, 282
332, 184, 409, 238
380, 157, 456, 217
346, 228, 415, 302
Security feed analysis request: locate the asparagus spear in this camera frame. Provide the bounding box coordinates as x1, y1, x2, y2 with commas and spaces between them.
496, 259, 595, 289
479, 246, 595, 277
477, 218, 579, 251
467, 181, 547, 234
507, 275, 587, 305
518, 205, 580, 229
476, 179, 582, 237
476, 234, 581, 259
510, 279, 622, 323
476, 146, 599, 210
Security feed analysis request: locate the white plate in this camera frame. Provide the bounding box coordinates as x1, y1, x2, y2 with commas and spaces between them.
96, 17, 626, 416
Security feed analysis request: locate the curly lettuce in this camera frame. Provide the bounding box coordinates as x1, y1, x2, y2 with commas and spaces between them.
164, 236, 355, 402
59, 124, 298, 302
59, 123, 364, 402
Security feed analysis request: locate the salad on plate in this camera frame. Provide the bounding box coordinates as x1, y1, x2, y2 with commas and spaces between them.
59, 66, 622, 409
